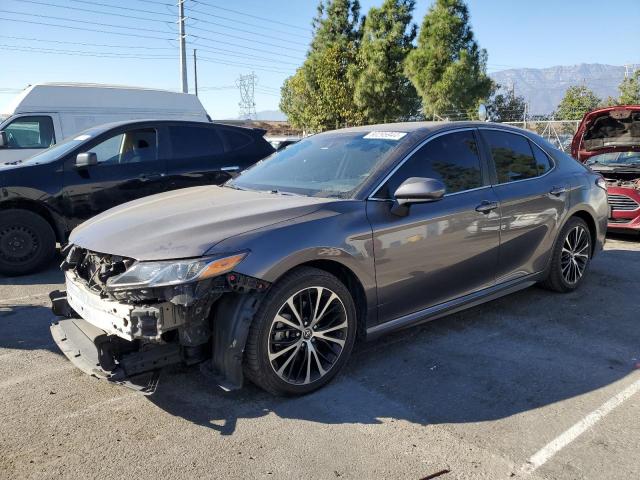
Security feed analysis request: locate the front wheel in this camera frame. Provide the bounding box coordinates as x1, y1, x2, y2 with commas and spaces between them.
244, 267, 357, 396
541, 217, 592, 293
0, 209, 56, 276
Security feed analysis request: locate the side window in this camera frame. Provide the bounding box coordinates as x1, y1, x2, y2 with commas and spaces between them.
483, 130, 539, 183
89, 128, 157, 165
376, 130, 483, 198
220, 128, 253, 151
530, 141, 553, 175
169, 126, 223, 159
3, 116, 55, 149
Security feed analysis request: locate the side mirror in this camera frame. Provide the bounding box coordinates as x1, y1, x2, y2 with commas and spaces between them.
0, 131, 7, 148
391, 177, 445, 216
75, 152, 98, 168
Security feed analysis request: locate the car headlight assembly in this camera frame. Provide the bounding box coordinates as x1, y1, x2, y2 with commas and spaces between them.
106, 252, 248, 290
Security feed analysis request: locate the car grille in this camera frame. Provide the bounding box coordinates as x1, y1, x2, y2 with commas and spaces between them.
608, 194, 640, 211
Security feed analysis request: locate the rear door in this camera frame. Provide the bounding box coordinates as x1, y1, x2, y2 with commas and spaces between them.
166, 124, 231, 189
479, 128, 568, 282
367, 129, 501, 323
61, 126, 168, 226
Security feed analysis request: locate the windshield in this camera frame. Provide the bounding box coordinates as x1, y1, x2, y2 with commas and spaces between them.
586, 151, 640, 166
229, 132, 405, 198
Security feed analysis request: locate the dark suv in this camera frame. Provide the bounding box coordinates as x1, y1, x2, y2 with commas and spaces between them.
0, 120, 274, 275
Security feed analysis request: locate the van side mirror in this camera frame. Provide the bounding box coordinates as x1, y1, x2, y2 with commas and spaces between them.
391, 177, 446, 216
0, 131, 7, 148
75, 152, 98, 168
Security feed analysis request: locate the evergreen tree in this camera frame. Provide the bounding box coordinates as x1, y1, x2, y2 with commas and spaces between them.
555, 85, 601, 120
618, 70, 640, 104
405, 0, 493, 119
352, 0, 420, 123
487, 86, 526, 122
280, 0, 362, 131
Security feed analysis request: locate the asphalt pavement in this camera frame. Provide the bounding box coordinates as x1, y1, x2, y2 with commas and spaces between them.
1, 234, 639, 479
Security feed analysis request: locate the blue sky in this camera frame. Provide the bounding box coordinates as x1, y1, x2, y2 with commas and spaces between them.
1, 0, 639, 119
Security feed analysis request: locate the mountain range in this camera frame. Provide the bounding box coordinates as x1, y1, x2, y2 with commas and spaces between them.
489, 63, 627, 115
250, 63, 628, 120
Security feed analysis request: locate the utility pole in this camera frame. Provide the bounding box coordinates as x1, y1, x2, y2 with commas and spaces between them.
193, 49, 198, 97
178, 0, 188, 93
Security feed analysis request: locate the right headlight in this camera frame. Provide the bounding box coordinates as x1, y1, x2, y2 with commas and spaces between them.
106, 252, 248, 290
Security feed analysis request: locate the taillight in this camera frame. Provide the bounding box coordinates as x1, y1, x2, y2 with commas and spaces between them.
595, 176, 607, 191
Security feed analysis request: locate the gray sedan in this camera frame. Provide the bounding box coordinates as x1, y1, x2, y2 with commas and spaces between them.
50, 122, 608, 396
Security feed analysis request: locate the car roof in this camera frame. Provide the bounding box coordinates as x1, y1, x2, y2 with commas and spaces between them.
78, 119, 260, 135
322, 121, 533, 136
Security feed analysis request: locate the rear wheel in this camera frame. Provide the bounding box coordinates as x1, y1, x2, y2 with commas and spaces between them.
541, 217, 592, 292
244, 267, 356, 396
0, 209, 56, 276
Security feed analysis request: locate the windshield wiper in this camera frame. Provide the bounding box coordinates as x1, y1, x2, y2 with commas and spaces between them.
267, 189, 304, 197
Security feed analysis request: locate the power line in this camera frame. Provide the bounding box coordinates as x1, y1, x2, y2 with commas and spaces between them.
0, 16, 174, 40
0, 9, 176, 35
191, 1, 311, 33
189, 32, 303, 61
188, 7, 311, 40
0, 44, 174, 59
188, 14, 309, 46
9, 0, 174, 24
198, 55, 292, 75
0, 34, 174, 50
187, 23, 307, 54
66, 0, 174, 17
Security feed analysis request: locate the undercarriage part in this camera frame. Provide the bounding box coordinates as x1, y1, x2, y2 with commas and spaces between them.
208, 292, 263, 390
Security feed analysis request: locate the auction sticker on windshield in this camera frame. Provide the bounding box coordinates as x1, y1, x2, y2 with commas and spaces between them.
363, 131, 407, 141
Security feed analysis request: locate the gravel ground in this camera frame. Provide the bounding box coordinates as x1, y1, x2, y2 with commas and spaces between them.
1, 234, 639, 480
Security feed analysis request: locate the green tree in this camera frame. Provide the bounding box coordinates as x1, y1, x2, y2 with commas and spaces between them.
404, 0, 493, 119
555, 85, 601, 120
280, 0, 362, 131
352, 0, 420, 123
618, 70, 640, 104
487, 86, 526, 122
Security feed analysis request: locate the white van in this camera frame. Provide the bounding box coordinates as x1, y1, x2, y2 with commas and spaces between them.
0, 83, 210, 164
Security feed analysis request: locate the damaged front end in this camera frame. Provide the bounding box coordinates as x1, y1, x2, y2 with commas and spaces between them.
50, 245, 269, 394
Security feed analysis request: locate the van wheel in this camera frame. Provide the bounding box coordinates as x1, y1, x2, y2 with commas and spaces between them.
541, 217, 591, 293
0, 209, 56, 276
244, 267, 357, 396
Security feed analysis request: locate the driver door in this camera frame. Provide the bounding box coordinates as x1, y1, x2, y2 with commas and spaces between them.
366, 129, 501, 324
61, 126, 167, 227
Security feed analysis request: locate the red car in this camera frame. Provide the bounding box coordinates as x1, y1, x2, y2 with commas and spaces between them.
572, 105, 640, 232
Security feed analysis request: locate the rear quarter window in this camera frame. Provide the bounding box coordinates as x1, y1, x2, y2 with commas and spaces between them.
220, 129, 253, 151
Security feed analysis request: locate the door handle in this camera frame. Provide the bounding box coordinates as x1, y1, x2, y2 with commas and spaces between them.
549, 186, 567, 196
221, 166, 240, 172
138, 173, 164, 181
475, 200, 499, 214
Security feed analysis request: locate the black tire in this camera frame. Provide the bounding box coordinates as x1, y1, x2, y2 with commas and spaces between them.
0, 209, 56, 276
244, 267, 357, 396
541, 216, 592, 293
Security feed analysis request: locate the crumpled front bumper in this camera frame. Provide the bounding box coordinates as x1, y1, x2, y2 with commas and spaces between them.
50, 293, 182, 394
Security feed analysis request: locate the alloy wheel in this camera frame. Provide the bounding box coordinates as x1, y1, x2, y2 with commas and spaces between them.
560, 225, 590, 285
268, 286, 349, 385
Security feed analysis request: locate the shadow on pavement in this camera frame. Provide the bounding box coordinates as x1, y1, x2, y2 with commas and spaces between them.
149, 247, 640, 435
0, 255, 64, 286
0, 304, 60, 354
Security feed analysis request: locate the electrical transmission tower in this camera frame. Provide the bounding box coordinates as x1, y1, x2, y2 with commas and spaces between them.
236, 73, 258, 120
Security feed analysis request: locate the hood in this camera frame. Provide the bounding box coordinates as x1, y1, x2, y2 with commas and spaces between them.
70, 185, 333, 261
572, 106, 640, 161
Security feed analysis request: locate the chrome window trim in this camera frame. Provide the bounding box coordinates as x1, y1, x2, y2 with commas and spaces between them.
477, 127, 557, 187
367, 127, 480, 201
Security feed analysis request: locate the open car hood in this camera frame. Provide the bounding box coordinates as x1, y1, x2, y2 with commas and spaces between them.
572, 106, 640, 161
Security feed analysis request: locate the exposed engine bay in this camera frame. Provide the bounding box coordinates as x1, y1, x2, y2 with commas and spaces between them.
599, 171, 640, 189
583, 109, 640, 151
50, 245, 270, 393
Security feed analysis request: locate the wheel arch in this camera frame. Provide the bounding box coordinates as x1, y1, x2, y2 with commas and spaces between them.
0, 199, 65, 243
569, 209, 598, 257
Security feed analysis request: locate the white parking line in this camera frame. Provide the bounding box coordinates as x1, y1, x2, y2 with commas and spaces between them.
521, 374, 640, 475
